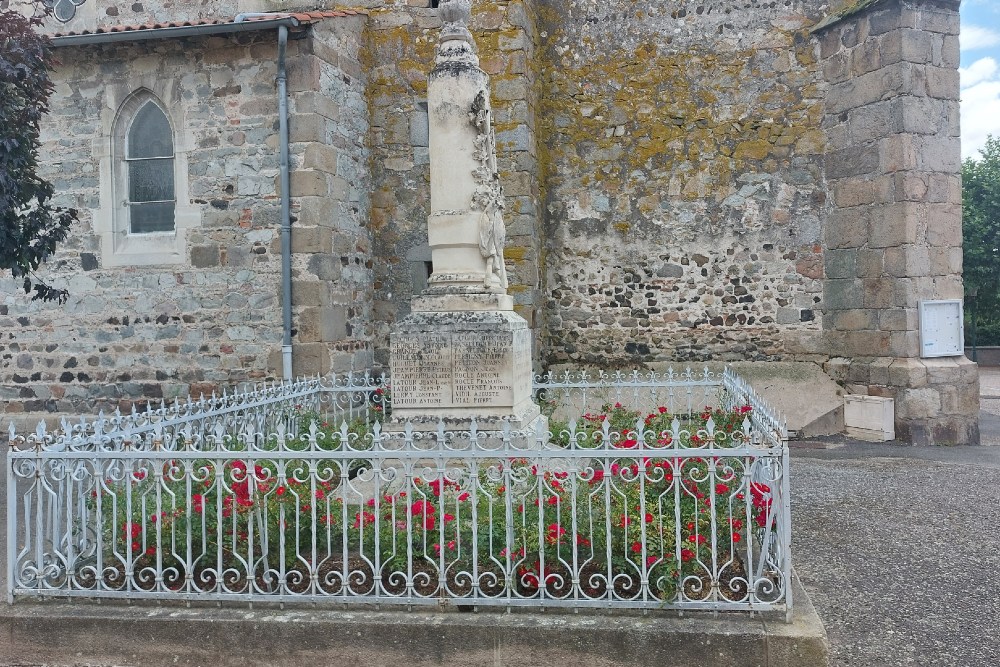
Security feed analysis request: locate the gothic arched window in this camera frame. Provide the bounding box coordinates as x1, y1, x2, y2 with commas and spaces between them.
118, 96, 175, 234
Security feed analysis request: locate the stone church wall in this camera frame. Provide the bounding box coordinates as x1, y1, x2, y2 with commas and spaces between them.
0, 17, 372, 422
535, 0, 829, 366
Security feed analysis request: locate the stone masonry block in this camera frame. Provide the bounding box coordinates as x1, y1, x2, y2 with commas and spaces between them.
899, 28, 933, 64
879, 134, 918, 172
296, 196, 335, 227
289, 114, 327, 143
294, 91, 340, 121
822, 51, 849, 85
917, 134, 960, 172
827, 145, 879, 180
291, 226, 333, 254
824, 279, 864, 310
924, 203, 961, 247
868, 356, 894, 385
910, 4, 960, 34
888, 358, 928, 388
842, 330, 893, 358
929, 247, 962, 276
898, 97, 953, 135
303, 144, 340, 174
896, 387, 941, 419
883, 246, 930, 277
847, 100, 899, 143
856, 248, 885, 278
285, 170, 328, 198
833, 179, 876, 208
825, 208, 868, 249
868, 6, 906, 36
287, 55, 321, 93
190, 245, 220, 268
268, 343, 331, 377
869, 203, 920, 248
307, 254, 342, 281
832, 309, 878, 331
297, 306, 348, 343
291, 281, 332, 308
922, 357, 962, 386
861, 277, 894, 308
941, 34, 960, 68
850, 38, 883, 77
879, 308, 917, 332
887, 331, 920, 357
824, 248, 858, 279
824, 357, 852, 383
924, 65, 960, 99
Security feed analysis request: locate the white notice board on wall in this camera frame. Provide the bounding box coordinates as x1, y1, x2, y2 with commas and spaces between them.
919, 300, 964, 358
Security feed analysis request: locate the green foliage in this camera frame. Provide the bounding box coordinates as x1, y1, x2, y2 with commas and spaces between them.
0, 1, 77, 303
963, 135, 1000, 344
91, 402, 772, 602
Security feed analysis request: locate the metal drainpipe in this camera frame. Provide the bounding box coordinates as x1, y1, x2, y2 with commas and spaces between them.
234, 14, 293, 382
277, 24, 293, 382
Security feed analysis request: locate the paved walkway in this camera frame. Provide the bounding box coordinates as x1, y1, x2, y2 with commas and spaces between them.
792, 367, 1000, 666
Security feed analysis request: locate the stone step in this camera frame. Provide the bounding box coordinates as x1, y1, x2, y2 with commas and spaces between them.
0, 572, 828, 667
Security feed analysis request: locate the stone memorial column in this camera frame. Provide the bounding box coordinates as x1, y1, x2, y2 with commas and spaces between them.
389, 0, 541, 430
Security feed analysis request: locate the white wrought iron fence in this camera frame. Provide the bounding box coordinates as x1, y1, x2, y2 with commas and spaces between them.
6, 368, 790, 616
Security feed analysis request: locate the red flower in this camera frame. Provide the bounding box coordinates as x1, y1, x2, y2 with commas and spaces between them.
443, 513, 456, 523
458, 492, 470, 502
658, 406, 668, 414
411, 500, 435, 516
276, 486, 286, 496
646, 555, 658, 566
545, 523, 566, 545
589, 469, 605, 485
618, 438, 638, 449
715, 483, 729, 495
122, 522, 142, 539
631, 541, 643, 553
680, 548, 696, 562
191, 494, 204, 513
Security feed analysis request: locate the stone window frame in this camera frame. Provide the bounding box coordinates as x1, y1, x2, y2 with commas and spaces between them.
95, 85, 199, 267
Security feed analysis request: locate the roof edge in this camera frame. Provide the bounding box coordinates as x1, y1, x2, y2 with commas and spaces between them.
50, 16, 300, 46
811, 0, 890, 34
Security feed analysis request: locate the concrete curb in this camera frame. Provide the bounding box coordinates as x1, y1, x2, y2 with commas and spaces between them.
0, 572, 827, 667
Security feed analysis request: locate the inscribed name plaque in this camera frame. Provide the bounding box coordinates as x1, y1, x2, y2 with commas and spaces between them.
390, 328, 531, 411
390, 334, 452, 408
453, 332, 514, 406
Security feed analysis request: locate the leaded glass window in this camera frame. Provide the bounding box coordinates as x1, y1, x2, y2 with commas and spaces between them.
125, 102, 175, 233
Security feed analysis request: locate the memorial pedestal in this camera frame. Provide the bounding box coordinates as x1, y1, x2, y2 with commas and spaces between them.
389, 310, 541, 431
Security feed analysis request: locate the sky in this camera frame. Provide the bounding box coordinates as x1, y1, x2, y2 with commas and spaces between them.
961, 0, 1000, 160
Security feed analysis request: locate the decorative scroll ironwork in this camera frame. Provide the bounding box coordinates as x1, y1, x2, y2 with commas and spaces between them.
7, 368, 790, 615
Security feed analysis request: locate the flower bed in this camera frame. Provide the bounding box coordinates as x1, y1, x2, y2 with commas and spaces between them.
78, 400, 784, 608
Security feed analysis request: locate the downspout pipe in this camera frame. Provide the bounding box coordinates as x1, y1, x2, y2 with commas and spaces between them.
277, 24, 293, 382
233, 14, 293, 381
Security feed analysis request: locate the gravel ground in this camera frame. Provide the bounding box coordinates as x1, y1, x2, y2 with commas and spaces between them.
791, 439, 1000, 666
